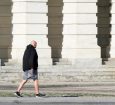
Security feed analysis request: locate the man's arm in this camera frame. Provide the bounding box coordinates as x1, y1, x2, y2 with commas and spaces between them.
29, 50, 35, 68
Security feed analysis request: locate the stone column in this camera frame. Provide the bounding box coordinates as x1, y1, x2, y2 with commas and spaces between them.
96, 0, 112, 64
11, 0, 52, 65
47, 0, 63, 65
0, 0, 12, 65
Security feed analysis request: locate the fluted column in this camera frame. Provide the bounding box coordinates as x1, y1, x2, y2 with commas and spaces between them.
96, 0, 112, 64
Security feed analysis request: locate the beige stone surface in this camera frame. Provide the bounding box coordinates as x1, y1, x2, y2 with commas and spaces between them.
11, 0, 52, 65
0, 0, 114, 66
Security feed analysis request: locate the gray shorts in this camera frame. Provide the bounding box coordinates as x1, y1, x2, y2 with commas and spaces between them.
23, 69, 38, 80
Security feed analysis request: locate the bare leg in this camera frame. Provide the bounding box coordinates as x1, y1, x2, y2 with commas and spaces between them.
17, 80, 27, 92
34, 80, 39, 94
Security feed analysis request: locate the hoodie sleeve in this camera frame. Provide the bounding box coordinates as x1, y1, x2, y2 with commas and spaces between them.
29, 50, 35, 67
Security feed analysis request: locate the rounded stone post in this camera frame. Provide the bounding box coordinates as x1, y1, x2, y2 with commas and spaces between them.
96, 0, 112, 65
47, 0, 64, 65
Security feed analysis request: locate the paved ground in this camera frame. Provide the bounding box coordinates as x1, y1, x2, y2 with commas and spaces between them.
1, 82, 115, 97
1, 97, 115, 105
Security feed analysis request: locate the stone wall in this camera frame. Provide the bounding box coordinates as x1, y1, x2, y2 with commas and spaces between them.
111, 0, 115, 57
1, 0, 115, 65
62, 0, 100, 61
47, 0, 100, 64
11, 0, 52, 65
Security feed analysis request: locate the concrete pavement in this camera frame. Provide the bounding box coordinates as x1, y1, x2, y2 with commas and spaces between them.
1, 82, 115, 97
1, 97, 115, 104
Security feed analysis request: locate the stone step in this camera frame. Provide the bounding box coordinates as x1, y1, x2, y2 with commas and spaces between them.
1, 59, 115, 96
1, 58, 115, 84
1, 69, 115, 84
0, 58, 106, 71
3, 58, 114, 69
5, 58, 103, 66
105, 58, 115, 67
55, 58, 102, 66
4, 59, 22, 66
0, 65, 114, 72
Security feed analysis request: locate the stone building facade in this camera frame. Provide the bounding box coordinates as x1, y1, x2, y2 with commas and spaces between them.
0, 0, 115, 66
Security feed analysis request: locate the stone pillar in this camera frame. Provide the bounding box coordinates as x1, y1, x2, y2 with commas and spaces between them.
0, 0, 12, 65
11, 0, 52, 65
96, 0, 112, 65
47, 0, 64, 65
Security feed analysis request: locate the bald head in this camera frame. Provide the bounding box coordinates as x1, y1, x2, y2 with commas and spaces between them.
31, 40, 37, 48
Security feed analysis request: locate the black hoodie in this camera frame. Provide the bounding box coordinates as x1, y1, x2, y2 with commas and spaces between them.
23, 44, 38, 71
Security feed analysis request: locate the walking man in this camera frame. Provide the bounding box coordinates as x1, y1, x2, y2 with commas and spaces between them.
14, 40, 44, 97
